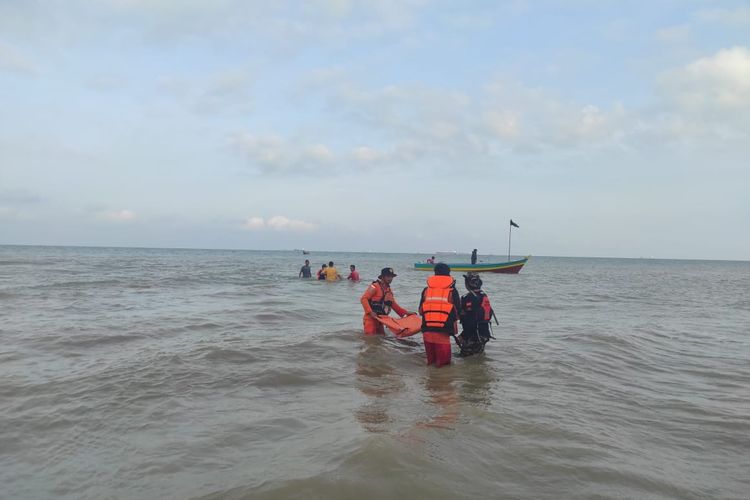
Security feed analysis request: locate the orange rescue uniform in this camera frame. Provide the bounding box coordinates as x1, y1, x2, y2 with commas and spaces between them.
360, 279, 408, 335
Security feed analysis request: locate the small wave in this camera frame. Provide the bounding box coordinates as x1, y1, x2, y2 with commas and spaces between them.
253, 368, 318, 387
201, 348, 258, 364
51, 333, 146, 349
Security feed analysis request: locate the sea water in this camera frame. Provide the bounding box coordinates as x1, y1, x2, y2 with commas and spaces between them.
1, 245, 748, 499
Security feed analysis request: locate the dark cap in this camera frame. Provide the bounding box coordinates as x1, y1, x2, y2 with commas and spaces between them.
380, 267, 397, 277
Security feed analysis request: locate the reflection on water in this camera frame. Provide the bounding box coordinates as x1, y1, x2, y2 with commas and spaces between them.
354, 336, 405, 433
416, 367, 459, 430
355, 334, 500, 434
456, 355, 496, 407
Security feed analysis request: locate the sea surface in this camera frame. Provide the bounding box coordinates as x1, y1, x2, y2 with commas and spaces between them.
1, 245, 749, 500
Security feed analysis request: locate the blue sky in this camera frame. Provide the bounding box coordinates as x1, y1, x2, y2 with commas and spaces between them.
1, 1, 749, 259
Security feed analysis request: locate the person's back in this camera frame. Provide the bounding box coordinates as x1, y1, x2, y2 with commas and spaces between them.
458, 273, 494, 356
419, 263, 461, 367
324, 261, 341, 281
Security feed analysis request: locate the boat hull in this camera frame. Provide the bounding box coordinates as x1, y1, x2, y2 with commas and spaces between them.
413, 257, 529, 274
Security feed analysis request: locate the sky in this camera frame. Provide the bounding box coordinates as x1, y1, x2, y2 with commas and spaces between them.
1, 0, 749, 259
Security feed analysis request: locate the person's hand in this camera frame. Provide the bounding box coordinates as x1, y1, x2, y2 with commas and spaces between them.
369, 312, 379, 320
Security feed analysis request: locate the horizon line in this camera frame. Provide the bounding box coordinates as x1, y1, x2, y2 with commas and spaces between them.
0, 243, 747, 263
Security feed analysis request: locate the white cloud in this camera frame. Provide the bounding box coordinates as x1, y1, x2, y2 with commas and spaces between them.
242, 216, 265, 230
242, 215, 316, 231
659, 47, 750, 113
351, 146, 381, 162
99, 209, 137, 221
0, 41, 37, 75
484, 110, 519, 139
229, 134, 338, 174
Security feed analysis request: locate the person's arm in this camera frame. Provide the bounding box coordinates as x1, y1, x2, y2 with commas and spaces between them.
299, 267, 303, 278
418, 288, 426, 315
451, 289, 461, 334
360, 285, 376, 317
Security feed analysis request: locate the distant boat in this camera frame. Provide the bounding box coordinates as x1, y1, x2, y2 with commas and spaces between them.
414, 256, 530, 274
302, 250, 310, 255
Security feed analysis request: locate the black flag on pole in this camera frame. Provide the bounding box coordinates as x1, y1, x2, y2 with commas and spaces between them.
510, 219, 519, 228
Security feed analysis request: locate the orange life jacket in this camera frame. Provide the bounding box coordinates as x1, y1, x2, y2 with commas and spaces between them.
420, 275, 457, 333
368, 280, 394, 315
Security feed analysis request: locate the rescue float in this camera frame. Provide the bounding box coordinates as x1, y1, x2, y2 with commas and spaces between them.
413, 256, 530, 274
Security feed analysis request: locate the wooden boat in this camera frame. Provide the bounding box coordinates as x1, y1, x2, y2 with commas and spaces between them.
413, 256, 530, 274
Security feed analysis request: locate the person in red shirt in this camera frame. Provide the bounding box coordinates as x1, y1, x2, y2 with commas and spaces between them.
359, 267, 413, 335
347, 264, 360, 281
418, 263, 461, 367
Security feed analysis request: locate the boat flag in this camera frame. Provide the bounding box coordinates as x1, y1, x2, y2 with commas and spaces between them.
510, 219, 519, 228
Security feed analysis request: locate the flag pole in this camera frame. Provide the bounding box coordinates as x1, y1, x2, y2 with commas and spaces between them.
508, 219, 512, 261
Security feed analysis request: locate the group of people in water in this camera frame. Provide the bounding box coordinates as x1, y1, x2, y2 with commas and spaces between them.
299, 257, 496, 368
359, 264, 495, 367
298, 259, 360, 281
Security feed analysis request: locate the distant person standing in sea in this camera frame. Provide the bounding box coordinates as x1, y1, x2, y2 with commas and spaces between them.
324, 261, 342, 281
471, 249, 478, 265
360, 267, 413, 335
418, 263, 461, 367
317, 263, 327, 280
299, 259, 312, 278
347, 265, 360, 281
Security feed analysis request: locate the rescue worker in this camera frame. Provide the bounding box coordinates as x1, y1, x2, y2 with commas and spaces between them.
418, 263, 461, 367
360, 267, 413, 335
457, 273, 496, 356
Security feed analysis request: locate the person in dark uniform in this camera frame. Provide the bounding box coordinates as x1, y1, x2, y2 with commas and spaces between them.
457, 273, 496, 356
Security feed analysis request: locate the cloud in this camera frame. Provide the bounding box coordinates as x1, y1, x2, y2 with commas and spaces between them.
0, 41, 37, 75
0, 1, 430, 53
194, 70, 253, 114
658, 47, 750, 115
229, 134, 337, 174
242, 215, 316, 231
98, 209, 137, 221
156, 69, 254, 115
231, 46, 750, 177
